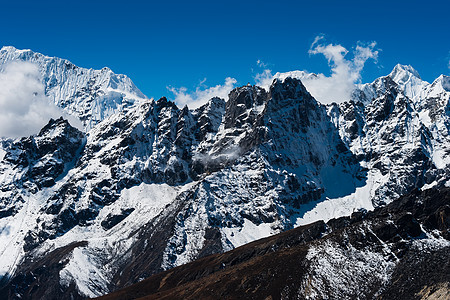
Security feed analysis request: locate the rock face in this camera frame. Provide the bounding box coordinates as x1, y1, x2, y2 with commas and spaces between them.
0, 53, 449, 299
0, 118, 84, 219
330, 67, 450, 206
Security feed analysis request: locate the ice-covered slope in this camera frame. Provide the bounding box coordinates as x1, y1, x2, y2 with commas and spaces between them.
0, 46, 147, 130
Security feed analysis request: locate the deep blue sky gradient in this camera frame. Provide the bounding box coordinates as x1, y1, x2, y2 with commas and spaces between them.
1, 0, 449, 99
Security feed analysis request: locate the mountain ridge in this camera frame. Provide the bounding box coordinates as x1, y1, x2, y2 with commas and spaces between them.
0, 47, 449, 298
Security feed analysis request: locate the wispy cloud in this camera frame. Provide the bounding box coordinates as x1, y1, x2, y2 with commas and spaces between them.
254, 36, 379, 104
0, 61, 81, 138
168, 77, 237, 109
256, 59, 268, 68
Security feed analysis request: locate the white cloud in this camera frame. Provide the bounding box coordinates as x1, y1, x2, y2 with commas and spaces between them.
254, 37, 379, 104
168, 77, 237, 109
302, 39, 379, 104
0, 61, 81, 138
254, 68, 274, 91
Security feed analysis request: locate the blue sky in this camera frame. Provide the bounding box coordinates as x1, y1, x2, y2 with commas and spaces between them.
1, 0, 449, 100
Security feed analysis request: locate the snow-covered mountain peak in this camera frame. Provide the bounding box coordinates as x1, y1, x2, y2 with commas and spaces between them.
0, 45, 32, 54
414, 74, 450, 118
389, 63, 421, 80
273, 70, 318, 82
433, 74, 450, 92
387, 64, 428, 99
0, 46, 148, 130
353, 64, 431, 104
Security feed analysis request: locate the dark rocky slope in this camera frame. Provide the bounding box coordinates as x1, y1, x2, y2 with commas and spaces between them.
96, 187, 449, 300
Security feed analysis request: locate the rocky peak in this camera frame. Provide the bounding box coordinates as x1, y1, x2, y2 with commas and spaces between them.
4, 117, 84, 166
194, 97, 226, 141
269, 77, 312, 103
34, 117, 85, 160
265, 77, 322, 135
354, 75, 400, 105
155, 96, 177, 110
0, 117, 84, 222
224, 85, 268, 129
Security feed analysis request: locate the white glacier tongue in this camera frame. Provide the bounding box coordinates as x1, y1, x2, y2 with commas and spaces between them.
0, 46, 147, 130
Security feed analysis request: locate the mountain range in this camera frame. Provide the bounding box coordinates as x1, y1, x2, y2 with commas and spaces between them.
0, 46, 449, 299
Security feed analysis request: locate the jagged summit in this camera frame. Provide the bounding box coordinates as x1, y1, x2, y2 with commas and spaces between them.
389, 63, 422, 80
352, 63, 433, 104
386, 63, 427, 99
269, 76, 313, 101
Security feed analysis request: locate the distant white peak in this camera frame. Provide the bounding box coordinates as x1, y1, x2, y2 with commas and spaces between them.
1, 45, 32, 53
273, 70, 318, 82
388, 64, 428, 100
421, 74, 450, 100
389, 64, 421, 80
434, 75, 450, 92
0, 45, 148, 131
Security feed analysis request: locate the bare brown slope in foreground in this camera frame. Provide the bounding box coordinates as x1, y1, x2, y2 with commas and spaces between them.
97, 220, 326, 300
97, 188, 450, 300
